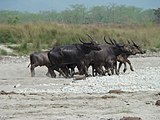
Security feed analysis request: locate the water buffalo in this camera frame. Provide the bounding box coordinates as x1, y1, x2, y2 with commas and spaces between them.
28, 51, 56, 77
58, 64, 77, 78
117, 40, 146, 73
48, 34, 101, 77
90, 37, 133, 76
104, 37, 145, 73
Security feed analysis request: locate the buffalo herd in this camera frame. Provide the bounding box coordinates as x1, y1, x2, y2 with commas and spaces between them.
28, 34, 145, 78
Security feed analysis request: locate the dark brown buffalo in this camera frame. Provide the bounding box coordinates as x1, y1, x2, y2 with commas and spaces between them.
28, 51, 56, 77
117, 40, 146, 73
104, 37, 145, 73
90, 37, 134, 76
48, 34, 101, 77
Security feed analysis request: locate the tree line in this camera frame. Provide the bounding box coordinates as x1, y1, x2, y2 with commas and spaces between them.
0, 4, 159, 25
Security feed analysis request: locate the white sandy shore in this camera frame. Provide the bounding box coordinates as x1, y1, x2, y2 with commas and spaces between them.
0, 56, 160, 120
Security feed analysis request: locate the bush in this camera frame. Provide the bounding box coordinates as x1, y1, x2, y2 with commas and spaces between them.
0, 49, 8, 55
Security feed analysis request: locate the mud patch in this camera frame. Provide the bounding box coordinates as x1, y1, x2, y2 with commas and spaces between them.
120, 117, 142, 120
0, 90, 18, 95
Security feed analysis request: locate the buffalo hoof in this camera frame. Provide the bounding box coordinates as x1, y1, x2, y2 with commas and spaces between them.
31, 71, 35, 77
46, 75, 50, 77
111, 70, 114, 75
46, 73, 51, 77
51, 74, 56, 78
86, 74, 92, 77
116, 71, 120, 75
108, 73, 111, 76
123, 69, 127, 73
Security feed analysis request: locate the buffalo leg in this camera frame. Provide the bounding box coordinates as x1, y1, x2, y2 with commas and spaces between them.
70, 68, 75, 77
92, 65, 101, 76
46, 70, 50, 77
77, 63, 85, 76
92, 65, 95, 77
78, 67, 87, 76
48, 67, 56, 78
104, 59, 114, 75
126, 59, 134, 71
46, 68, 55, 77
61, 66, 70, 78
105, 67, 113, 75
45, 66, 51, 77
84, 66, 89, 77
118, 62, 123, 73
95, 67, 104, 76
98, 66, 105, 76
123, 62, 127, 73
57, 68, 68, 78
114, 62, 119, 75
30, 65, 36, 77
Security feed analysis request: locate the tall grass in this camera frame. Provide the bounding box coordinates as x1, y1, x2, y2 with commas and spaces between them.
0, 22, 160, 55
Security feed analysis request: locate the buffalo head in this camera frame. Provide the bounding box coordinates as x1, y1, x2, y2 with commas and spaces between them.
128, 40, 146, 54
104, 36, 133, 54
79, 34, 101, 51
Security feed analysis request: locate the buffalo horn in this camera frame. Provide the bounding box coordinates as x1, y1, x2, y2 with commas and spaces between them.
127, 40, 131, 44
86, 34, 94, 41
108, 36, 114, 45
79, 38, 86, 44
131, 40, 137, 46
112, 39, 118, 45
104, 36, 111, 45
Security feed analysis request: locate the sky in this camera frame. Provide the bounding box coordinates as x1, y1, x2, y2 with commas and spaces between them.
0, 0, 160, 13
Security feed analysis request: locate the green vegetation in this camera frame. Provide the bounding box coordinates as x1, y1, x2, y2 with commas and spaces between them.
0, 4, 160, 55
0, 22, 160, 55
0, 49, 8, 55
0, 4, 155, 24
